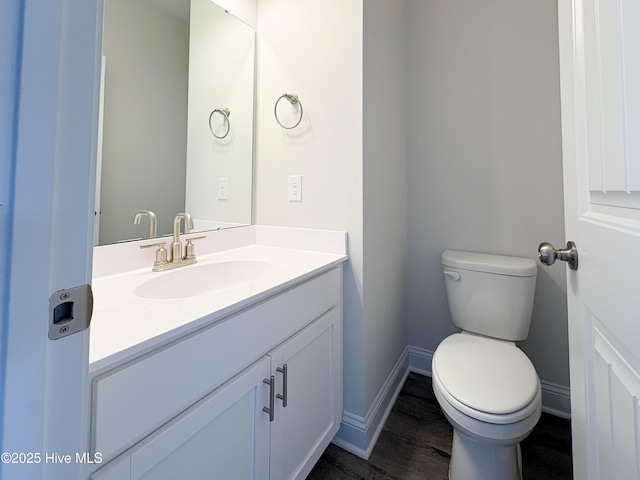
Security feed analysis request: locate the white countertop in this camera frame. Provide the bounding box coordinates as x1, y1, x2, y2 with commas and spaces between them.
89, 226, 347, 375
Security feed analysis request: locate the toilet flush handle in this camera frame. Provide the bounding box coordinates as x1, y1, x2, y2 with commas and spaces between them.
443, 270, 461, 281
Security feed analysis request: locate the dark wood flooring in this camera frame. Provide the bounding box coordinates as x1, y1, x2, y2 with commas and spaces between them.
309, 373, 572, 480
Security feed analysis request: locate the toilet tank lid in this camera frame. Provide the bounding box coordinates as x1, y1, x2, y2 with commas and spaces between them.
442, 250, 537, 277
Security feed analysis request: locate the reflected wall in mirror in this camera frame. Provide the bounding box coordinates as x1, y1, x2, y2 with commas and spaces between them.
98, 0, 254, 245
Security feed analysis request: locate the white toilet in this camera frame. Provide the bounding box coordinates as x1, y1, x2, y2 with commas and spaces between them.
432, 250, 541, 480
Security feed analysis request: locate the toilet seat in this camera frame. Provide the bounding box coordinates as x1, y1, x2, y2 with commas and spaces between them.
432, 333, 540, 425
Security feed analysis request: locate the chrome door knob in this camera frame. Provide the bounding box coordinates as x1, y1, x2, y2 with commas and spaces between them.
538, 241, 579, 270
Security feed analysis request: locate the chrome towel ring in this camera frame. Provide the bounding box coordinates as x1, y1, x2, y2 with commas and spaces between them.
209, 108, 231, 139
274, 93, 303, 129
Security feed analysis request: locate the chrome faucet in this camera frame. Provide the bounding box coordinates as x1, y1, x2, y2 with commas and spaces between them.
140, 212, 204, 272
171, 212, 194, 262
133, 210, 157, 239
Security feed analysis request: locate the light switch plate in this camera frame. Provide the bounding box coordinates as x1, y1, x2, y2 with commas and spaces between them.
288, 175, 302, 202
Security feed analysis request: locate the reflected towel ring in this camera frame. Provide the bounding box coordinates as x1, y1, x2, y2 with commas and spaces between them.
209, 108, 231, 139
274, 93, 303, 129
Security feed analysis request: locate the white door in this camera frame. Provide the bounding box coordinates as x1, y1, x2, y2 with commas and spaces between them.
1, 1, 102, 479
557, 1, 640, 479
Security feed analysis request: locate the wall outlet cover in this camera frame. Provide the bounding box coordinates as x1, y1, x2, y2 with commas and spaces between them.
218, 178, 228, 200
288, 175, 302, 202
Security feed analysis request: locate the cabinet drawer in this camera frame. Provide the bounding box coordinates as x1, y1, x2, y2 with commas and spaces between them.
92, 267, 340, 461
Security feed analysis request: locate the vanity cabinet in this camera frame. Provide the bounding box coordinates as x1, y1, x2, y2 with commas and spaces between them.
92, 357, 272, 480
268, 307, 341, 480
89, 267, 342, 480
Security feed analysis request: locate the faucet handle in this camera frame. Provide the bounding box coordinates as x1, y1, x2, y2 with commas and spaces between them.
140, 241, 168, 269
184, 236, 206, 260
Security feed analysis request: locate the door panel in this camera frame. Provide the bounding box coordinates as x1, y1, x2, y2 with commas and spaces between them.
582, 0, 640, 195
593, 323, 640, 480
558, 1, 640, 478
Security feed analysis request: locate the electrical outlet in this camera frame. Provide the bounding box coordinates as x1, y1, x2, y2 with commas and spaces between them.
218, 178, 228, 200
288, 175, 302, 202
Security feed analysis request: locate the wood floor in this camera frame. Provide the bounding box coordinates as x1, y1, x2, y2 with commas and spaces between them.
308, 373, 572, 480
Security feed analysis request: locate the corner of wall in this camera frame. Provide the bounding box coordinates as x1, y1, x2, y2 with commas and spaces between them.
408, 345, 434, 376
213, 0, 257, 29
332, 347, 409, 459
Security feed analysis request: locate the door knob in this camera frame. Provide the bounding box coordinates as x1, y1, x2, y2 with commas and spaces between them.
538, 241, 578, 270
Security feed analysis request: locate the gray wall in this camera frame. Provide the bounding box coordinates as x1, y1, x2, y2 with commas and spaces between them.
405, 0, 570, 395
363, 0, 408, 417
101, 0, 188, 244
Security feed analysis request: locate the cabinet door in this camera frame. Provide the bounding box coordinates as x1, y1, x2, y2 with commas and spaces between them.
269, 307, 343, 480
92, 356, 271, 480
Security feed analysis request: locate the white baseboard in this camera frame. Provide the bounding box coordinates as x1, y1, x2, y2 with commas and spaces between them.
408, 345, 433, 376
408, 344, 571, 419
540, 380, 571, 419
332, 347, 409, 459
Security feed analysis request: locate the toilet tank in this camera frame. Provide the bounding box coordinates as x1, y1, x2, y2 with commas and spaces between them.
441, 250, 537, 341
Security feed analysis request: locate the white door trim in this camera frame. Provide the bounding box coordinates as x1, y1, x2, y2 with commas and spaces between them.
1, 0, 102, 478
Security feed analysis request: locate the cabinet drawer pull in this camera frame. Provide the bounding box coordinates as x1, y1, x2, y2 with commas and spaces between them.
263, 376, 275, 422
276, 364, 288, 407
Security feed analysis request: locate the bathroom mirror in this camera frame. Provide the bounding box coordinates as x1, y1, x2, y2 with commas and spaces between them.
97, 0, 254, 245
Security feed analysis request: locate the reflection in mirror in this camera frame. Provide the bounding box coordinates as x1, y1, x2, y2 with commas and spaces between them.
97, 0, 254, 245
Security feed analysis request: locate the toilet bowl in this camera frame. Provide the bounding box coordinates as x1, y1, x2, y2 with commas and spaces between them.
434, 250, 541, 480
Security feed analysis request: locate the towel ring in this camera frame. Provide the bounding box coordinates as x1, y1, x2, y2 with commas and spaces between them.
209, 108, 231, 139
274, 93, 303, 129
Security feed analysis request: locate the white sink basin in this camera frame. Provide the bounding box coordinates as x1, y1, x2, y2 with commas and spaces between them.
134, 260, 273, 299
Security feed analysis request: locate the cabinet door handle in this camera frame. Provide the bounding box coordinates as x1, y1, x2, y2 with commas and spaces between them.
276, 364, 288, 407
263, 376, 275, 422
